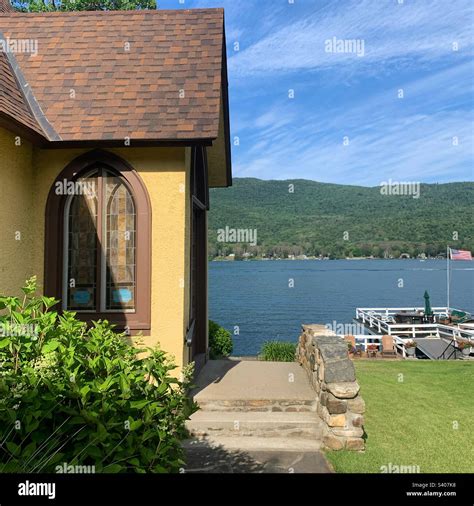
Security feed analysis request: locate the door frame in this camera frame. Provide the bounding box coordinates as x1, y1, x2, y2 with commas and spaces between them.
187, 146, 209, 366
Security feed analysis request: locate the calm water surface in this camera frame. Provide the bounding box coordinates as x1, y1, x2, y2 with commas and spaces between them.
209, 259, 474, 356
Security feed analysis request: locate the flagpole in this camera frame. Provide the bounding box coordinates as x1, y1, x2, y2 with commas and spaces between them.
447, 246, 450, 311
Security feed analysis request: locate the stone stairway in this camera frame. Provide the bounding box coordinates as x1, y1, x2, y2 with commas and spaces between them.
185, 359, 325, 451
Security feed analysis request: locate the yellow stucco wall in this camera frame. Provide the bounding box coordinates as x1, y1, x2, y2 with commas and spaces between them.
0, 142, 193, 370
207, 97, 230, 188
0, 127, 36, 296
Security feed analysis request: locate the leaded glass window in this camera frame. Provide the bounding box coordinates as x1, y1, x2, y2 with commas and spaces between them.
65, 172, 98, 310
104, 173, 136, 310
63, 168, 136, 313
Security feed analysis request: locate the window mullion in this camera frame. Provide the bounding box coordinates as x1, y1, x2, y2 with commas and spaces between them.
97, 169, 105, 313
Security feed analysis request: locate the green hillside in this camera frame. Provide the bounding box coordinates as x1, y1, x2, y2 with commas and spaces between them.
208, 178, 474, 259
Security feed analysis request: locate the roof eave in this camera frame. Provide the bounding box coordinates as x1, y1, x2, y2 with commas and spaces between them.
0, 114, 218, 147
44, 137, 215, 149
0, 111, 48, 145
221, 16, 233, 188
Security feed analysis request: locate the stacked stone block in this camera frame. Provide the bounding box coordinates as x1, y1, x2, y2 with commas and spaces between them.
296, 324, 365, 451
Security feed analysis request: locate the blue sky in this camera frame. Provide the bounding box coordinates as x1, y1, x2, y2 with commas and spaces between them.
159, 0, 473, 186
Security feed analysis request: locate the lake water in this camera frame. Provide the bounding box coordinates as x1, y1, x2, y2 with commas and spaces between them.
209, 259, 474, 356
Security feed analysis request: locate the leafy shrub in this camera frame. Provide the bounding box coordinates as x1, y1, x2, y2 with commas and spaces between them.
259, 341, 296, 362
0, 277, 196, 473
208, 320, 233, 359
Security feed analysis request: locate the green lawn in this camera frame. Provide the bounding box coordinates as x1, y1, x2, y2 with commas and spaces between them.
326, 360, 474, 473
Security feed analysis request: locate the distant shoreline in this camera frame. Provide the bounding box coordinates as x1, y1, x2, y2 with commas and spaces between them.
211, 256, 451, 262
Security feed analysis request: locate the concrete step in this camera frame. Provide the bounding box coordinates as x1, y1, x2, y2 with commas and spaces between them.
196, 398, 317, 412
191, 360, 317, 413
183, 436, 324, 452
186, 410, 324, 439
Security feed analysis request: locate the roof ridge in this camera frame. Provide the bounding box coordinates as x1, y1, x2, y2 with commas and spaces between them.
0, 9, 226, 143
0, 7, 224, 16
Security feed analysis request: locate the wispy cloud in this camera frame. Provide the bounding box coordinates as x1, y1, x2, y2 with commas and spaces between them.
163, 0, 473, 184
229, 0, 473, 77
233, 61, 474, 185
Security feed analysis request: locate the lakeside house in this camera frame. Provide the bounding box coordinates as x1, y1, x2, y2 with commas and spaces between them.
0, 3, 232, 373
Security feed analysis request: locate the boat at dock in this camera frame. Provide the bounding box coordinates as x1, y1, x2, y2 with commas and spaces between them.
353, 306, 474, 360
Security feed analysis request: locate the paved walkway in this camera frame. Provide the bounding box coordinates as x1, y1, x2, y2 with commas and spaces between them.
191, 359, 316, 401
184, 359, 333, 473
183, 439, 332, 473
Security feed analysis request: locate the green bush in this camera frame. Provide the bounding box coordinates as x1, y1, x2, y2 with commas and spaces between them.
0, 277, 196, 473
259, 341, 296, 362
208, 320, 233, 359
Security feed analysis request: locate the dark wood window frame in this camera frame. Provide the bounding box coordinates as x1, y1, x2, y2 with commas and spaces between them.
191, 145, 209, 211
44, 150, 152, 334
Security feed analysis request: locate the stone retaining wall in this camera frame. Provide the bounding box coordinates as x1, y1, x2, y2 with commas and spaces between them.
296, 324, 365, 451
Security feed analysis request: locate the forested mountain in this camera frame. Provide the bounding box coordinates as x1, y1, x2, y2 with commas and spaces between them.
208, 178, 474, 259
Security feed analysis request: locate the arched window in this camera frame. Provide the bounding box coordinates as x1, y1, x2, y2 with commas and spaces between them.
45, 151, 151, 334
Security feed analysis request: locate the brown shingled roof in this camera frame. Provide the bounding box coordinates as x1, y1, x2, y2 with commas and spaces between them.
0, 0, 46, 137
0, 8, 226, 143
0, 0, 13, 13
0, 50, 45, 137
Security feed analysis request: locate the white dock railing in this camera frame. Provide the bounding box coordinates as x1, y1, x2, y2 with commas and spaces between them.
342, 334, 408, 357
355, 307, 474, 341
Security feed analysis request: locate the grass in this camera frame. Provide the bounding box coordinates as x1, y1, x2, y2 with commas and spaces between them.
326, 360, 474, 473
259, 341, 296, 362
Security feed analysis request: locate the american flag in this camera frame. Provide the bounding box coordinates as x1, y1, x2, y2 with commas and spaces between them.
449, 248, 473, 261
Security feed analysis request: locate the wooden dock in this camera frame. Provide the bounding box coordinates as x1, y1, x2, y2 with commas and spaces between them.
353, 306, 474, 360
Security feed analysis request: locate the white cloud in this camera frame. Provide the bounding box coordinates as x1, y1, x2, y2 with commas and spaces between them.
228, 0, 473, 77
232, 62, 474, 185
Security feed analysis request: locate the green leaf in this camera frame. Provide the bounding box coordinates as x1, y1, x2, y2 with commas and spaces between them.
129, 420, 143, 431
11, 311, 25, 324
119, 374, 130, 393
80, 385, 91, 397
130, 400, 150, 410
85, 446, 102, 458
98, 377, 115, 391
6, 441, 20, 456
41, 296, 59, 309
22, 441, 37, 458
103, 464, 123, 473
155, 382, 168, 395
42, 340, 60, 353
0, 338, 10, 348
